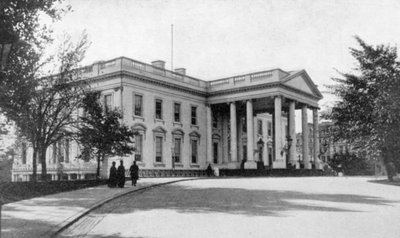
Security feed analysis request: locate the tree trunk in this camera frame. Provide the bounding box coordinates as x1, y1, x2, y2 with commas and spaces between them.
96, 156, 101, 179
38, 143, 48, 181
32, 149, 37, 182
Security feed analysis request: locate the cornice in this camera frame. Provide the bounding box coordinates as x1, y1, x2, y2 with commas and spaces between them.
86, 70, 208, 97
208, 82, 321, 101
82, 70, 321, 102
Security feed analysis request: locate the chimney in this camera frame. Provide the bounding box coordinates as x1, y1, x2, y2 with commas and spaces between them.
174, 68, 186, 75
151, 60, 165, 69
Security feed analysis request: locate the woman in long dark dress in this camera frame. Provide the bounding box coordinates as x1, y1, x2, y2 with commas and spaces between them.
108, 161, 117, 187
117, 160, 126, 188
129, 161, 139, 186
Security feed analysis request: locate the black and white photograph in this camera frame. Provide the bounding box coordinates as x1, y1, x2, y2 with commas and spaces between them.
1, 0, 400, 237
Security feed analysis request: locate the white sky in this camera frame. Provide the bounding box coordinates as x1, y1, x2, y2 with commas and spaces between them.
49, 0, 400, 109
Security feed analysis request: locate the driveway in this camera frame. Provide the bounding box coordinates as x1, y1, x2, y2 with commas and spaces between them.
57, 176, 400, 238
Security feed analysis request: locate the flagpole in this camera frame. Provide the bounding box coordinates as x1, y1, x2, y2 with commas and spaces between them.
171, 24, 173, 71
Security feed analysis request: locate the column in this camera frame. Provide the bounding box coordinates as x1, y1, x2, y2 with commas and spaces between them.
302, 105, 310, 169
313, 108, 320, 169
245, 100, 257, 169
206, 104, 213, 164
230, 102, 238, 165
289, 100, 297, 166
274, 96, 284, 168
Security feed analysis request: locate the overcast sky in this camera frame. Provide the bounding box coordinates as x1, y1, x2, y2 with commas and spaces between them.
49, 0, 400, 109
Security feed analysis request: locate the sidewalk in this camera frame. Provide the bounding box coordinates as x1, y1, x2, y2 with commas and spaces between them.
1, 177, 196, 238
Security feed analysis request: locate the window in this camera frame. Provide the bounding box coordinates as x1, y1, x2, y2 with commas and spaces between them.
339, 145, 344, 154
174, 103, 181, 122
155, 99, 162, 119
257, 120, 263, 135
135, 134, 143, 161
155, 136, 163, 162
189, 131, 200, 164
104, 94, 112, 112
22, 143, 27, 164
213, 142, 218, 164
65, 139, 70, 163
134, 94, 143, 116
58, 141, 64, 162
191, 106, 197, 125
258, 143, 263, 161
242, 117, 247, 132
268, 147, 273, 163
173, 138, 181, 163
267, 121, 272, 136
191, 139, 198, 164
212, 113, 218, 128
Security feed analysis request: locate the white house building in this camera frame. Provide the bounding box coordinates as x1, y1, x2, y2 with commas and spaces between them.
11, 57, 323, 181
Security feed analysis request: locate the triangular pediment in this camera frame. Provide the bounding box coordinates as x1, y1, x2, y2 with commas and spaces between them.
282, 70, 323, 99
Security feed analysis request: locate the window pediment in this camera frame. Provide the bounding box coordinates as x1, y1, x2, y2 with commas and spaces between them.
189, 131, 201, 139
132, 123, 147, 132
153, 126, 167, 135
212, 133, 221, 140
172, 128, 185, 136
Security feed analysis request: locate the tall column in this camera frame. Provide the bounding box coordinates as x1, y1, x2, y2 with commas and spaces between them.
245, 100, 257, 169
302, 105, 310, 169
289, 100, 297, 166
230, 102, 238, 164
206, 104, 213, 164
274, 96, 284, 168
313, 108, 320, 170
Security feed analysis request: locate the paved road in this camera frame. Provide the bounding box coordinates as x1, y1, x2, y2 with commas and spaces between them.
57, 177, 400, 238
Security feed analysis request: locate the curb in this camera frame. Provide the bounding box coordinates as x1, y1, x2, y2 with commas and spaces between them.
48, 177, 201, 238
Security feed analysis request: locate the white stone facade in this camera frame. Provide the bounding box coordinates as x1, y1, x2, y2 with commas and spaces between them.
11, 57, 322, 181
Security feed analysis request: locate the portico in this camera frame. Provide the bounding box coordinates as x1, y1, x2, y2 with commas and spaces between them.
207, 69, 323, 170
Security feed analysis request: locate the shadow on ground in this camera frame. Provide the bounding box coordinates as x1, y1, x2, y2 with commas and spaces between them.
369, 179, 400, 187
91, 182, 395, 218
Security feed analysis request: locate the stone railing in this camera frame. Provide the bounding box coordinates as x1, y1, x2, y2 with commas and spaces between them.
74, 57, 208, 90
208, 69, 281, 91
12, 162, 97, 173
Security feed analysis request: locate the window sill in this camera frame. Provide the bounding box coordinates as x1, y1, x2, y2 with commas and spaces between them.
190, 124, 199, 130
174, 163, 184, 168
133, 115, 145, 122
154, 118, 165, 124
190, 164, 200, 168
173, 122, 183, 127
153, 162, 166, 167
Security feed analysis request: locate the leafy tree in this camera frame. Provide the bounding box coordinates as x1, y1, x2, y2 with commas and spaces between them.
325, 36, 400, 180
0, 0, 89, 181
328, 152, 373, 176
76, 92, 136, 178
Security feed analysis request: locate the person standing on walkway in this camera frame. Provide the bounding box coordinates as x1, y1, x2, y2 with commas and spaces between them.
108, 161, 117, 187
129, 161, 139, 186
117, 160, 126, 188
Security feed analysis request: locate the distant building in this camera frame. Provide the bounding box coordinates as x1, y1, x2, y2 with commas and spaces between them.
11, 57, 323, 181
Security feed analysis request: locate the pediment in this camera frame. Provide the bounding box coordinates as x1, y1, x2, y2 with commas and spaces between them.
282, 70, 323, 99
132, 123, 147, 132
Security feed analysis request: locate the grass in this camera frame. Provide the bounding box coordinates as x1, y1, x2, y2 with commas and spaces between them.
0, 179, 107, 204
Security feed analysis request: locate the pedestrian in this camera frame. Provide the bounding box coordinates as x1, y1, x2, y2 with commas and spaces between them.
108, 161, 117, 188
117, 160, 126, 188
129, 160, 139, 186
206, 163, 213, 177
